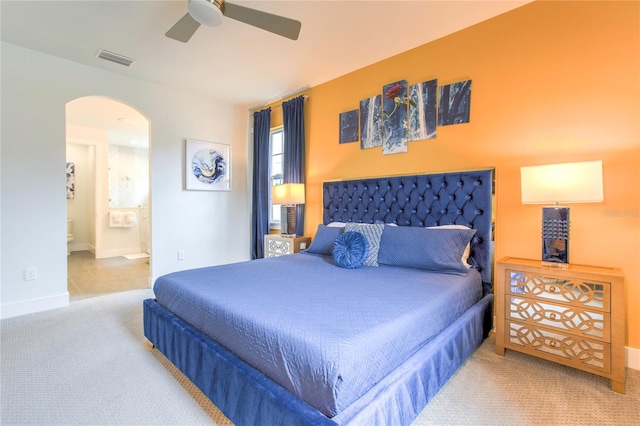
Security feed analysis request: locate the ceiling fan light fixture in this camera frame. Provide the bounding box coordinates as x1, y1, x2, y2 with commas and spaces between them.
166, 0, 301, 43
188, 0, 224, 27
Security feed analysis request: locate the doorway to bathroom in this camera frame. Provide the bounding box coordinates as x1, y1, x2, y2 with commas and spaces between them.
65, 96, 151, 300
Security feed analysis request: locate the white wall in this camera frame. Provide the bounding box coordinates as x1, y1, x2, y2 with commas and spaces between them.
0, 42, 251, 318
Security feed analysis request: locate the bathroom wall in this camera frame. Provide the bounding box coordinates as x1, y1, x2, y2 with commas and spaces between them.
67, 122, 148, 259
108, 143, 149, 208
67, 125, 106, 253
105, 142, 150, 257
101, 208, 145, 257
66, 142, 95, 252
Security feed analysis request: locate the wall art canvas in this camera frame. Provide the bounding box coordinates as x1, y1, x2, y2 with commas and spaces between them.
359, 95, 383, 149
66, 162, 75, 199
185, 139, 231, 191
438, 80, 472, 126
339, 110, 359, 143
409, 79, 438, 141
382, 80, 409, 155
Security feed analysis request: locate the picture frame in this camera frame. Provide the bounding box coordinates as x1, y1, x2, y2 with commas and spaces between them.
339, 110, 359, 143
408, 79, 437, 141
66, 162, 75, 199
185, 139, 231, 191
382, 79, 408, 155
438, 80, 472, 126
360, 95, 383, 149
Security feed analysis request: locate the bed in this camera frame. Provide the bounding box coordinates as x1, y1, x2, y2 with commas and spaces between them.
143, 169, 494, 425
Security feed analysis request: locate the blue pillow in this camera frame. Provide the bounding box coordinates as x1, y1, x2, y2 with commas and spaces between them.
333, 231, 370, 269
377, 226, 476, 275
305, 224, 344, 256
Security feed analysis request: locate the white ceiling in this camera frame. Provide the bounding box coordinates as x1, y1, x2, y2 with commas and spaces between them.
1, 0, 532, 109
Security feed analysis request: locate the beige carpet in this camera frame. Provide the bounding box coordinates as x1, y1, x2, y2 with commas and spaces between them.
415, 332, 639, 425
1, 289, 638, 425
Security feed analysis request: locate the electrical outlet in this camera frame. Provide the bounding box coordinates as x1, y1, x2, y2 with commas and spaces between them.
24, 268, 38, 281
177, 250, 185, 260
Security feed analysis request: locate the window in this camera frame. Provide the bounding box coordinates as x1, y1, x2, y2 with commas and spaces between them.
269, 128, 284, 228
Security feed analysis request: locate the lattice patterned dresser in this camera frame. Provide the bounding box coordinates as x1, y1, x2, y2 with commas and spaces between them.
264, 235, 311, 258
495, 257, 626, 393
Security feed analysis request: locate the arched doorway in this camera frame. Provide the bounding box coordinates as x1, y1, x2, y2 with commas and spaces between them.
65, 97, 151, 299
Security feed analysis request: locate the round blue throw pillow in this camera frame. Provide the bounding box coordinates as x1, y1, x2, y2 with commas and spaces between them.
332, 231, 369, 269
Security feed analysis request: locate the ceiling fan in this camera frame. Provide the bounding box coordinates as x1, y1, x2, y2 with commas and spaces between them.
166, 0, 302, 43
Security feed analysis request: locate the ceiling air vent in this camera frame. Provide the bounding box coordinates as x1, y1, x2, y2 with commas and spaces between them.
96, 49, 135, 67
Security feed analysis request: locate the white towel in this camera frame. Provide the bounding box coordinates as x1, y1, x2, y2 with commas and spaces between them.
109, 212, 124, 227
123, 212, 137, 228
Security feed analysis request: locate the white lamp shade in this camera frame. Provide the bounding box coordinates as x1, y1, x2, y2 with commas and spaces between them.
521, 160, 603, 204
272, 183, 305, 205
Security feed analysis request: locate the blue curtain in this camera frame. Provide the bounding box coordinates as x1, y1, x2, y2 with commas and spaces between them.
282, 96, 306, 236
251, 108, 271, 259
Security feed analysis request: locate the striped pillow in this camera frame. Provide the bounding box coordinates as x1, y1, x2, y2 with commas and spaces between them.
344, 223, 384, 266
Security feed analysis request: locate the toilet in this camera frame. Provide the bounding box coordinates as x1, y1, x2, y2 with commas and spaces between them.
67, 219, 74, 256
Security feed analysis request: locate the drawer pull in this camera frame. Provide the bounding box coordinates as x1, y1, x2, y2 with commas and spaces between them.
550, 313, 557, 320
550, 341, 558, 348
549, 286, 557, 293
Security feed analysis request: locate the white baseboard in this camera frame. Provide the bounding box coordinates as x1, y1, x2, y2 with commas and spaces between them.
1, 292, 69, 319
70, 243, 93, 253
627, 346, 640, 371
97, 247, 141, 259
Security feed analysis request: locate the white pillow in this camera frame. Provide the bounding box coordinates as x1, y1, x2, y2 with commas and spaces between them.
427, 225, 472, 268
327, 222, 346, 227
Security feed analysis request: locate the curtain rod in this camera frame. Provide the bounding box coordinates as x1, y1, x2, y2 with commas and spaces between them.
268, 94, 309, 110
249, 88, 310, 112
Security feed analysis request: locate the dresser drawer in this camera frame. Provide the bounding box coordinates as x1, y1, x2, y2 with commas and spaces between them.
265, 238, 293, 257
264, 235, 311, 258
507, 270, 610, 312
506, 321, 610, 373
506, 296, 610, 341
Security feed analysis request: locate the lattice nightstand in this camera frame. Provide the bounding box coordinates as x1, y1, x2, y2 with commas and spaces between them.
495, 257, 626, 393
264, 235, 311, 258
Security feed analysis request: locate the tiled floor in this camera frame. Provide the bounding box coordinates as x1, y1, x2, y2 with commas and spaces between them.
68, 250, 150, 301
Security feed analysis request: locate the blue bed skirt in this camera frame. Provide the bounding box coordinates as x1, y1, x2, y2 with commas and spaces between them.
143, 293, 493, 426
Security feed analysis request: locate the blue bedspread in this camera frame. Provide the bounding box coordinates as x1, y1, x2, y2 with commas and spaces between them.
153, 253, 482, 417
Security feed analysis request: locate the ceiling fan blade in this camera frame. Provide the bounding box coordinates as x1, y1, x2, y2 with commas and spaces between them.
223, 2, 301, 40
166, 13, 201, 43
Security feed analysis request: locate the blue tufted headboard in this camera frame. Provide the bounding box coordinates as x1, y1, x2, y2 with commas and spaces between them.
323, 169, 494, 291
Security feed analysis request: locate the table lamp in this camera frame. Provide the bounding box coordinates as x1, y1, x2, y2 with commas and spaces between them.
520, 160, 603, 266
272, 183, 305, 236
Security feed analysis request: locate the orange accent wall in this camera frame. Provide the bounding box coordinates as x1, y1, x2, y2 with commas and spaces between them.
266, 1, 639, 348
